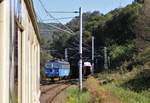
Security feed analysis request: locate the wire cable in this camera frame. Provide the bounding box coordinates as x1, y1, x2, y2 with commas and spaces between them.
47, 11, 79, 13
42, 17, 76, 21
42, 23, 73, 35
38, 0, 76, 34
35, 10, 74, 34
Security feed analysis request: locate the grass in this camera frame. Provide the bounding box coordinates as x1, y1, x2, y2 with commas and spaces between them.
66, 67, 150, 103
85, 76, 120, 103
66, 86, 90, 103
98, 67, 150, 103
66, 77, 120, 103
102, 83, 150, 103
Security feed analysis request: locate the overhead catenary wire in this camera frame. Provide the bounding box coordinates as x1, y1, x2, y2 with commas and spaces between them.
35, 1, 101, 62
36, 0, 78, 35
69, 53, 79, 59
47, 11, 79, 13
73, 37, 92, 49
38, 0, 76, 34
36, 0, 92, 52
42, 23, 74, 35
67, 41, 92, 52
67, 40, 103, 56
35, 12, 82, 59
42, 17, 76, 21
39, 20, 73, 35
35, 10, 74, 35
36, 11, 81, 58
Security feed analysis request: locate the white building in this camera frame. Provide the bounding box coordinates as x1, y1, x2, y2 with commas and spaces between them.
0, 0, 40, 103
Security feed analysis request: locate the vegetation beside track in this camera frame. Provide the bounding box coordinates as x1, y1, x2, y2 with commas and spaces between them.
66, 86, 90, 103
66, 67, 150, 103
98, 68, 150, 103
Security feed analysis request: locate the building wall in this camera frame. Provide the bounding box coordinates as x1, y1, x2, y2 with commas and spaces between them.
0, 0, 10, 103
0, 0, 40, 103
19, 0, 40, 103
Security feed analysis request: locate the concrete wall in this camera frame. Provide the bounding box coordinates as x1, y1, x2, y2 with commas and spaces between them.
0, 0, 10, 103
19, 1, 40, 103
20, 1, 40, 103
0, 0, 40, 103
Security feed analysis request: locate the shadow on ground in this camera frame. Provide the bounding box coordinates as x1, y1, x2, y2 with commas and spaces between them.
40, 79, 78, 86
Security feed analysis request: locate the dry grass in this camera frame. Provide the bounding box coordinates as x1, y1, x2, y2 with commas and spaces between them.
85, 76, 120, 103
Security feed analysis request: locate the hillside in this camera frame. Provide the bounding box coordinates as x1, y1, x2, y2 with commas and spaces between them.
39, 0, 150, 79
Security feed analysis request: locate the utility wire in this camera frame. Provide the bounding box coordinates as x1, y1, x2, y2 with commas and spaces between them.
38, 16, 73, 34
48, 11, 79, 13
69, 53, 79, 59
74, 37, 92, 49
38, 0, 75, 34
35, 9, 74, 35
36, 0, 98, 60
42, 17, 76, 21
35, 11, 81, 60
69, 40, 92, 51
37, 0, 76, 35
42, 23, 73, 35
37, 0, 92, 52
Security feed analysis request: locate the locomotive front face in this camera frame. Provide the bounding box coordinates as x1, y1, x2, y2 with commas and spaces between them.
44, 63, 53, 77
44, 62, 60, 78
44, 60, 70, 79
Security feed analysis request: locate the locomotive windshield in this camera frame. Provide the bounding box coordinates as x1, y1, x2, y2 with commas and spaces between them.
53, 63, 60, 69
45, 63, 52, 68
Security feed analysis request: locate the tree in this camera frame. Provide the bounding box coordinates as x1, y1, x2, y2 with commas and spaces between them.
130, 0, 150, 51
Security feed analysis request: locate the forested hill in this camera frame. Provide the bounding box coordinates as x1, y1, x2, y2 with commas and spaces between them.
40, 0, 150, 77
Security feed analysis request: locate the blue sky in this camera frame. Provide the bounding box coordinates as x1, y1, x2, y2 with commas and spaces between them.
33, 0, 134, 24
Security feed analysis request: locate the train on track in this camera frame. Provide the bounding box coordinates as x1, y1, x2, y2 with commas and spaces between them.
44, 60, 70, 80
83, 62, 92, 76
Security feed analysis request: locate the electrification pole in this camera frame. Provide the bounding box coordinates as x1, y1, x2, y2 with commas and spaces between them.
79, 7, 83, 91
65, 48, 68, 61
104, 47, 108, 69
92, 36, 94, 75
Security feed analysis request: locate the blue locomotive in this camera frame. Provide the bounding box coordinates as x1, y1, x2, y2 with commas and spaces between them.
44, 60, 70, 79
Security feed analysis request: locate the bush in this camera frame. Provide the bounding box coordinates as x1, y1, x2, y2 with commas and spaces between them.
109, 44, 135, 67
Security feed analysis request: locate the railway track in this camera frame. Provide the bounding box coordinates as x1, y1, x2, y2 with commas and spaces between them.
46, 84, 71, 103
40, 80, 73, 103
